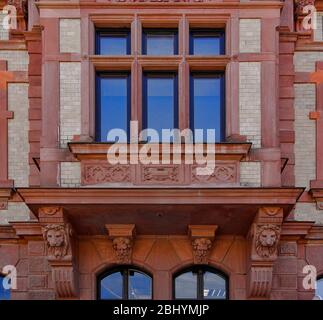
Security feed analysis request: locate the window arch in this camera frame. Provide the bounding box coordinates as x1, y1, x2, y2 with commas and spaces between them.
316, 276, 323, 299
173, 266, 228, 300
97, 266, 152, 300
0, 274, 10, 300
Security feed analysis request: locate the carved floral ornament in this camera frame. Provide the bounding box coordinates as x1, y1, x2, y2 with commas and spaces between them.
42, 223, 72, 259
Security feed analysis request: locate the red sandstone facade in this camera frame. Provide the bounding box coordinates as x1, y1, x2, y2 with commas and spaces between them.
0, 0, 323, 300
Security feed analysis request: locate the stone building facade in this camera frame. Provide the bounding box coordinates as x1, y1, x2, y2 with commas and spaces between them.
0, 0, 323, 300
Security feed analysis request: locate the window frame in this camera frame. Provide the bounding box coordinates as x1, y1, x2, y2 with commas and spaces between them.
97, 266, 153, 300
142, 72, 179, 141
95, 71, 131, 142
189, 72, 226, 143
95, 28, 131, 55
189, 29, 225, 55
173, 265, 229, 300
142, 28, 179, 55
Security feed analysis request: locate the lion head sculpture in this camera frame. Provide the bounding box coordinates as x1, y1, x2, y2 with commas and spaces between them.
112, 237, 132, 263
255, 224, 281, 258
42, 224, 71, 259
192, 238, 212, 263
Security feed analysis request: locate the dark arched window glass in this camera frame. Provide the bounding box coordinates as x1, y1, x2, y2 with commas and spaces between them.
98, 267, 152, 300
174, 266, 228, 300
316, 277, 323, 299
0, 275, 10, 300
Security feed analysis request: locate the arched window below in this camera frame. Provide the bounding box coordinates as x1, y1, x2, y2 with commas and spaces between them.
0, 275, 10, 300
97, 266, 152, 300
174, 266, 228, 300
316, 277, 323, 299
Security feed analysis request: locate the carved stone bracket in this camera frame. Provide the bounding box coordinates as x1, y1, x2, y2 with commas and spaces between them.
105, 224, 136, 264
247, 207, 283, 298
188, 225, 218, 264
39, 207, 78, 298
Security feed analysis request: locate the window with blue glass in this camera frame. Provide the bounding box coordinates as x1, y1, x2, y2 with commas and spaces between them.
96, 73, 130, 142
0, 275, 10, 300
190, 73, 225, 143
96, 29, 130, 55
174, 266, 228, 300
143, 73, 178, 142
98, 267, 152, 300
190, 30, 225, 55
142, 29, 178, 55
316, 277, 323, 299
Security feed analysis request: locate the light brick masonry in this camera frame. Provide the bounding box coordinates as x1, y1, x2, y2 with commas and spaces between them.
294, 84, 316, 189
239, 62, 261, 148
8, 84, 30, 187
239, 19, 261, 53
240, 161, 261, 187
60, 162, 81, 187
0, 202, 31, 225
0, 12, 9, 40
294, 203, 323, 224
59, 19, 81, 53
0, 51, 29, 71
314, 13, 323, 41
294, 51, 323, 72
59, 62, 81, 148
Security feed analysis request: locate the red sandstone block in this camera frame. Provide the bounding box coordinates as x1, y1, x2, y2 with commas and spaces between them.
29, 86, 41, 98
30, 119, 42, 131
28, 75, 41, 86
279, 120, 294, 131
29, 130, 41, 142
28, 257, 49, 273
10, 292, 29, 300
29, 175, 40, 187
28, 291, 55, 300
28, 61, 42, 76
29, 108, 41, 120
279, 106, 294, 120
270, 290, 298, 300
16, 259, 28, 277
28, 241, 45, 256
29, 98, 41, 110
15, 277, 28, 292
280, 75, 294, 87
279, 98, 293, 109
27, 42, 42, 54
273, 257, 298, 275
279, 42, 295, 54
279, 87, 294, 98
28, 275, 47, 289
280, 130, 295, 143
29, 143, 40, 154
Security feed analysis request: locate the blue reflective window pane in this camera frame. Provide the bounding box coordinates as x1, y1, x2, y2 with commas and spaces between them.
0, 276, 10, 300
146, 34, 175, 55
145, 76, 177, 142
191, 31, 224, 55
100, 272, 123, 300
97, 32, 129, 55
175, 271, 197, 299
316, 278, 323, 299
97, 75, 129, 142
191, 76, 224, 143
128, 271, 152, 300
203, 272, 226, 300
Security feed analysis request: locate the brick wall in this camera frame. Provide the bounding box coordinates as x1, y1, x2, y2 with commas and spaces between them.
294, 52, 323, 72
0, 51, 29, 70
314, 13, 323, 41
239, 19, 261, 53
0, 203, 30, 225
59, 19, 81, 53
239, 62, 261, 148
294, 84, 316, 189
0, 12, 9, 40
8, 84, 30, 187
59, 62, 81, 148
240, 161, 261, 187
294, 203, 323, 224
60, 162, 81, 187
